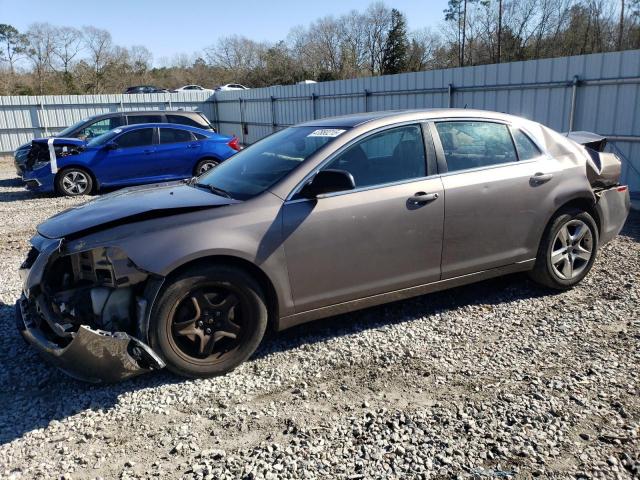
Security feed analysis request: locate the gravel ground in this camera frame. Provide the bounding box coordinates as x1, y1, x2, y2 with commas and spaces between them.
0, 161, 638, 480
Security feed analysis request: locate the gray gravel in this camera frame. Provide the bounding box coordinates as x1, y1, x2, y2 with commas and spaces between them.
0, 161, 638, 479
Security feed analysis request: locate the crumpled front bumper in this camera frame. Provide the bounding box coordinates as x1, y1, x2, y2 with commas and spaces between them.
16, 296, 164, 383
16, 235, 165, 383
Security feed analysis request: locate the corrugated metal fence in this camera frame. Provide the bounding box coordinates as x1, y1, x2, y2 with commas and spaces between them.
1, 49, 640, 192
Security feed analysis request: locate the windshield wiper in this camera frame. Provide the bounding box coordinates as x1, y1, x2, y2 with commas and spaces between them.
194, 182, 233, 199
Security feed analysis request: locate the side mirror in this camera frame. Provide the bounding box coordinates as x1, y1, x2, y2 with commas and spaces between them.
104, 142, 119, 151
299, 169, 355, 198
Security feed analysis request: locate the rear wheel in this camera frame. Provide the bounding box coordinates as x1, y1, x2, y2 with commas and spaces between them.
529, 208, 598, 289
150, 264, 267, 378
55, 167, 93, 196
194, 158, 219, 176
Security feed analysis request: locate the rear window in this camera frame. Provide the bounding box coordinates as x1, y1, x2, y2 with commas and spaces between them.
512, 129, 542, 160
160, 128, 193, 144
167, 114, 211, 129
127, 115, 163, 125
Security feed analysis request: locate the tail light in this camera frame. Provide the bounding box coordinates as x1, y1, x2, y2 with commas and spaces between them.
228, 137, 241, 151
617, 185, 628, 192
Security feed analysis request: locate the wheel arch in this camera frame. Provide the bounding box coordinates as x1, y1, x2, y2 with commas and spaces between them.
54, 164, 99, 193
162, 254, 280, 332
193, 156, 223, 176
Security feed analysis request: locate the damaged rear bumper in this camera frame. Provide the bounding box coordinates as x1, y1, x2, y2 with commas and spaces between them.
595, 185, 631, 245
16, 295, 164, 383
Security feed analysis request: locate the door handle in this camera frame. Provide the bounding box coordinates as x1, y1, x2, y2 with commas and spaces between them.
409, 192, 439, 204
187, 144, 199, 148
530, 172, 553, 185
143, 149, 154, 155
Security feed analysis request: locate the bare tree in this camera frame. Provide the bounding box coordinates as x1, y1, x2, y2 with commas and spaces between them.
82, 26, 113, 93
26, 23, 56, 94
51, 26, 82, 73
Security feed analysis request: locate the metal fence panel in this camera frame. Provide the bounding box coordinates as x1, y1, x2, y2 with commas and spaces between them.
1, 50, 639, 192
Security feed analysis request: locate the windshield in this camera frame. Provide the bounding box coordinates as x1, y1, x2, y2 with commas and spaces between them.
86, 128, 124, 147
57, 119, 91, 137
195, 126, 346, 200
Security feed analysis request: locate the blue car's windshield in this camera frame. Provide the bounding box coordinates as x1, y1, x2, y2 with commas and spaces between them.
195, 126, 347, 200
86, 128, 123, 147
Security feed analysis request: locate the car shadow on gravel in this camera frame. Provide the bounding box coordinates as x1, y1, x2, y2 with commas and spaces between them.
0, 177, 23, 188
620, 210, 640, 242
0, 190, 58, 203
0, 274, 553, 445
255, 272, 557, 362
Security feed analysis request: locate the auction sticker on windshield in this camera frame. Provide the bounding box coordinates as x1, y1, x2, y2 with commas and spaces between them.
307, 129, 346, 137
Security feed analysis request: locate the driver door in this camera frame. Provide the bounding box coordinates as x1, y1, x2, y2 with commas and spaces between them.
282, 124, 444, 313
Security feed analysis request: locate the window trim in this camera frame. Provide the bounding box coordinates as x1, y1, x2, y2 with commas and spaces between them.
285, 121, 436, 202
430, 118, 545, 176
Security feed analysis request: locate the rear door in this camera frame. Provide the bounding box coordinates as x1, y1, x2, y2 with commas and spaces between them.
156, 127, 201, 178
431, 120, 560, 279
282, 123, 444, 313
97, 127, 157, 185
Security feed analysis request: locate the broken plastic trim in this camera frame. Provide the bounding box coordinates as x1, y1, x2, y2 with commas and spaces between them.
17, 296, 165, 383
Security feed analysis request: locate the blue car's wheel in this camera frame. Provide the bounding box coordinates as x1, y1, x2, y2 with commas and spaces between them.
195, 158, 219, 176
55, 167, 93, 196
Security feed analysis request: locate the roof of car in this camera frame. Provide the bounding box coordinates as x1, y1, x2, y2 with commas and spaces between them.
84, 110, 204, 121
296, 109, 523, 128
110, 123, 213, 133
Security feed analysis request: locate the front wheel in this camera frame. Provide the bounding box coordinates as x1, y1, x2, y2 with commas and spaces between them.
55, 167, 93, 196
150, 264, 268, 378
529, 208, 598, 290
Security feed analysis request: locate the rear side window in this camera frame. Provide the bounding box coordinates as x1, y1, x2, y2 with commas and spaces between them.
512, 129, 542, 160
436, 121, 517, 172
160, 128, 193, 144
127, 115, 163, 125
116, 128, 154, 148
167, 114, 208, 128
324, 125, 426, 188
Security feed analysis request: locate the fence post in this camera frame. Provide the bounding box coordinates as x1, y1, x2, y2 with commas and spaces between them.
213, 96, 220, 132
270, 96, 277, 133
568, 75, 580, 132
39, 99, 49, 136
239, 97, 246, 145
448, 84, 454, 108
311, 93, 317, 120
364, 89, 371, 112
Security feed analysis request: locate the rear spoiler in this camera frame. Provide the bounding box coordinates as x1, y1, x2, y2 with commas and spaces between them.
564, 131, 607, 152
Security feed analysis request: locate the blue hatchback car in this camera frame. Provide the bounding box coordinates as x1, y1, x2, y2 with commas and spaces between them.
22, 124, 240, 196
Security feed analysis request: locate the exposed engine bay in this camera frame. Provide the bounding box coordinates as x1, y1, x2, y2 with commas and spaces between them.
26, 139, 84, 170
18, 242, 165, 382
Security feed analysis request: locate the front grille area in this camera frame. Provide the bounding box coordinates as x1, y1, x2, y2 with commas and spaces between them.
21, 247, 39, 270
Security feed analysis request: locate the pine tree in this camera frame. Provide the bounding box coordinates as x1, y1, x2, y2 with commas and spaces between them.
381, 9, 409, 74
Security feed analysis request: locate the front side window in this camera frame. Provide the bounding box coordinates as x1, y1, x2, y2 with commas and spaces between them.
78, 117, 123, 139
195, 126, 344, 200
115, 128, 154, 148
436, 121, 517, 172
160, 128, 193, 144
323, 125, 426, 188
512, 129, 542, 160
127, 115, 163, 125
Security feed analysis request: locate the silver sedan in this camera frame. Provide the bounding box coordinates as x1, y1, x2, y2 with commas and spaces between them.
17, 109, 630, 381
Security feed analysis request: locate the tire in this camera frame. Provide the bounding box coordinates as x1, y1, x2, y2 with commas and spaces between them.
529, 208, 599, 290
55, 167, 94, 196
150, 264, 268, 378
194, 158, 219, 176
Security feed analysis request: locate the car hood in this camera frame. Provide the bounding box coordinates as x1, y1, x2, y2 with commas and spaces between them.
32, 137, 87, 147
37, 182, 238, 239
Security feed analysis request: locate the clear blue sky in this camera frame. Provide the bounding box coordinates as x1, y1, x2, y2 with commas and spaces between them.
0, 0, 449, 64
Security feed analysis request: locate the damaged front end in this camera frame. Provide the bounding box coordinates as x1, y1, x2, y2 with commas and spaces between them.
16, 236, 165, 382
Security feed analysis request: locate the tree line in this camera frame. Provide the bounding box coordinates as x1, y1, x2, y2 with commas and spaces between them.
1, 0, 639, 96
